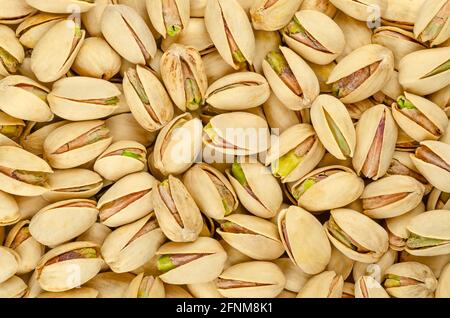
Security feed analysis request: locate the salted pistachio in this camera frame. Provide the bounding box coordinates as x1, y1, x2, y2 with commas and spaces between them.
353, 104, 398, 180
25, 0, 96, 13
327, 44, 394, 103
392, 92, 448, 142
262, 46, 319, 110
300, 0, 337, 17
123, 65, 174, 132
429, 85, 450, 115
146, 0, 190, 38
16, 13, 65, 49
0, 146, 52, 196
42, 168, 103, 203
287, 165, 364, 213
396, 128, 420, 152
0, 246, 20, 284
329, 0, 386, 22
353, 248, 398, 283
105, 113, 157, 147
36, 241, 103, 292
183, 163, 238, 220
0, 112, 24, 143
37, 287, 99, 298
124, 273, 165, 298
217, 261, 285, 298
0, 25, 24, 77
5, 221, 43, 276
205, 72, 270, 111
325, 208, 389, 263
282, 10, 345, 65
94, 140, 147, 181
427, 187, 450, 210
250, 0, 302, 31
381, 0, 424, 30
405, 209, 450, 257
30, 19, 85, 83
414, 0, 450, 47
410, 140, 450, 192
217, 213, 284, 261
262, 93, 304, 134
151, 175, 203, 242
399, 47, 450, 95
205, 0, 255, 70
160, 44, 208, 111
311, 94, 356, 160
226, 161, 282, 219
0, 75, 52, 123
326, 247, 354, 280
297, 270, 343, 298
44, 120, 112, 169
102, 214, 166, 273
156, 237, 227, 285
265, 124, 324, 183
20, 121, 68, 156
277, 206, 331, 275
101, 4, 156, 65
0, 0, 36, 24
83, 272, 135, 298
0, 276, 27, 298
48, 77, 121, 121
361, 175, 425, 219
355, 276, 390, 298
383, 261, 437, 298
98, 172, 157, 227
152, 113, 202, 176
436, 263, 450, 297
203, 112, 270, 157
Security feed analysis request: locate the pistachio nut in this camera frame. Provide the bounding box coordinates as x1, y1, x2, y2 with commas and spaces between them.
101, 4, 157, 65
398, 47, 450, 96
282, 10, 345, 65
4, 220, 44, 274
102, 214, 166, 273
436, 263, 450, 298
354, 276, 390, 298
124, 273, 165, 298
273, 257, 310, 293
30, 19, 85, 83
217, 261, 285, 298
329, 0, 386, 22
353, 248, 398, 283
381, 0, 424, 31
25, 0, 96, 13
0, 189, 20, 226
0, 146, 52, 196
325, 208, 389, 263
327, 44, 394, 103
383, 261, 438, 298
156, 237, 227, 284
396, 127, 420, 152
287, 165, 364, 212
226, 161, 282, 218
152, 113, 203, 176
204, 0, 255, 70
37, 287, 99, 298
0, 75, 52, 122
217, 213, 285, 261
342, 282, 355, 298
427, 187, 450, 210
98, 172, 157, 227
80, 0, 112, 37
182, 163, 238, 219
105, 113, 157, 147
146, 0, 190, 38
94, 140, 147, 181
0, 0, 36, 24
43, 120, 112, 169
410, 140, 450, 192
190, 0, 206, 17
0, 276, 27, 298
392, 92, 448, 142
386, 202, 425, 251
48, 77, 121, 121
187, 281, 223, 298
16, 13, 66, 49
265, 123, 325, 183
15, 195, 49, 221
83, 271, 135, 298
326, 247, 354, 280
220, 239, 252, 269
300, 0, 337, 17
413, 0, 450, 47
0, 246, 19, 284
352, 104, 398, 180
203, 112, 270, 156
405, 209, 450, 256
262, 46, 320, 110
399, 252, 450, 279
123, 64, 174, 131
202, 50, 236, 84
165, 285, 194, 298
251, 31, 282, 75
250, 0, 303, 31
311, 94, 356, 160
160, 44, 208, 111
277, 206, 331, 274
77, 222, 112, 246
361, 175, 425, 219
262, 93, 305, 133
429, 85, 450, 114
297, 270, 343, 298
36, 241, 104, 292
20, 121, 67, 156
205, 72, 270, 110
0, 25, 25, 77
43, 168, 103, 203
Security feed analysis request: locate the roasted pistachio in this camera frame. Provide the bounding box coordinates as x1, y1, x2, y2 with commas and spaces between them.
414, 0, 450, 47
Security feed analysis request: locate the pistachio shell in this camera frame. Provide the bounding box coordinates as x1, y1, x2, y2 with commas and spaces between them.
381, 0, 424, 30
20, 121, 68, 156
165, 285, 193, 298
25, 0, 95, 13
273, 257, 310, 293
297, 270, 343, 298
250, 0, 303, 31
105, 113, 157, 147
0, 246, 19, 284
300, 0, 338, 17
325, 247, 354, 280
37, 287, 99, 298
146, 0, 190, 38
83, 271, 135, 298
81, 0, 112, 37
124, 273, 165, 298
202, 50, 236, 83
413, 0, 450, 47
0, 25, 24, 77
0, 276, 27, 298
0, 0, 36, 24
0, 190, 20, 226
187, 281, 223, 298
352, 248, 398, 283
427, 187, 450, 210
329, 0, 386, 22
76, 222, 112, 247
16, 13, 65, 49
355, 276, 390, 298
436, 263, 450, 298
262, 93, 302, 134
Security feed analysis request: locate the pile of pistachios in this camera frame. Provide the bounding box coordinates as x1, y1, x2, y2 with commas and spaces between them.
0, 0, 449, 299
